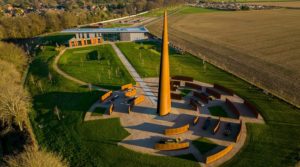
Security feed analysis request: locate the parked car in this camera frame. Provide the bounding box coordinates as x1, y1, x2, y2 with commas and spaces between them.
223, 123, 232, 136
202, 117, 212, 130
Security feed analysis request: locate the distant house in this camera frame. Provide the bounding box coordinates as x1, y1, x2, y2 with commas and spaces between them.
61, 27, 149, 47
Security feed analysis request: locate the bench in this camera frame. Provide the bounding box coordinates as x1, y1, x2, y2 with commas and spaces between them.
165, 124, 189, 135
205, 144, 233, 164
206, 88, 221, 99
171, 93, 182, 100
100, 91, 112, 102
185, 82, 202, 90
134, 95, 145, 105
171, 76, 193, 82
121, 83, 133, 91
154, 142, 189, 151
125, 89, 136, 97
108, 103, 114, 115
225, 99, 241, 119
235, 120, 242, 142
214, 84, 234, 96
244, 100, 259, 118
212, 118, 221, 134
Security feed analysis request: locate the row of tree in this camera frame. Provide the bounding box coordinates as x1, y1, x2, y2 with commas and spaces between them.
0, 0, 193, 39
1, 0, 189, 10
0, 9, 113, 39
0, 41, 67, 167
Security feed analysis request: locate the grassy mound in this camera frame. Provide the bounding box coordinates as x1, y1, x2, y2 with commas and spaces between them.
58, 44, 135, 89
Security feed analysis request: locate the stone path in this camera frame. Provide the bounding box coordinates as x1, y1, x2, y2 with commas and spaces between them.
111, 42, 157, 106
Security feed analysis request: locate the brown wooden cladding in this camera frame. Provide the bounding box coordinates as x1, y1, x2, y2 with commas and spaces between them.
171, 75, 193, 82
185, 82, 202, 90
206, 88, 221, 99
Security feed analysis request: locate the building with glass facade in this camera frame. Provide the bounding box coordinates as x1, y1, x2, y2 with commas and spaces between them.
61, 27, 149, 47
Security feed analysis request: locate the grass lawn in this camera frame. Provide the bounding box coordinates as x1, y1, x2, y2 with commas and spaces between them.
116, 41, 300, 167
208, 106, 228, 117
175, 154, 198, 162
27, 38, 198, 167
104, 23, 131, 28
192, 138, 218, 155
91, 107, 107, 116
143, 5, 183, 17
58, 44, 135, 89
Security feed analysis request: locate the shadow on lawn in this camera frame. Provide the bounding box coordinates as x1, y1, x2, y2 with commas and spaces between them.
33, 91, 100, 121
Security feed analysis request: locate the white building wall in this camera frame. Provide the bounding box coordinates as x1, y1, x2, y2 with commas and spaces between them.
120, 33, 131, 41
120, 33, 147, 41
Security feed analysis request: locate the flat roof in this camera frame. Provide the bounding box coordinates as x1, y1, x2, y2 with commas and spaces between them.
61, 27, 148, 33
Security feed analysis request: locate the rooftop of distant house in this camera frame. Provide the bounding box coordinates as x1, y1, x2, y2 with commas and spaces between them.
61, 27, 149, 33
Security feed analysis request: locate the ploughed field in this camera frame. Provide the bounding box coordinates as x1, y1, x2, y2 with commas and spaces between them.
244, 1, 300, 8
147, 8, 300, 107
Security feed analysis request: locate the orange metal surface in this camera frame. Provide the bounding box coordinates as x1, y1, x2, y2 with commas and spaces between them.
158, 11, 171, 116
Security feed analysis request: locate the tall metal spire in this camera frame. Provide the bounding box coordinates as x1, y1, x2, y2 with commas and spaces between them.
157, 11, 171, 116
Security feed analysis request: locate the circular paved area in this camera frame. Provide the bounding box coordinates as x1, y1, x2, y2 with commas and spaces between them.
84, 77, 264, 167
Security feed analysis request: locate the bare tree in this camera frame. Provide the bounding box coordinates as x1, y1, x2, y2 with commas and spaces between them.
0, 60, 30, 131
0, 86, 31, 131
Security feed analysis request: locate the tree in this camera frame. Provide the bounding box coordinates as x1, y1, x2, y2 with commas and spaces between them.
0, 60, 30, 132
4, 146, 68, 167
0, 42, 28, 72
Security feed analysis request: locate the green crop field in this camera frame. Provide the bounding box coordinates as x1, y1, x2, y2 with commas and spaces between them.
27, 41, 199, 167
58, 44, 135, 89
178, 7, 220, 14
117, 41, 300, 167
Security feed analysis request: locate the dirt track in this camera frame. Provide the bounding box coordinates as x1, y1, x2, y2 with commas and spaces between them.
147, 9, 300, 107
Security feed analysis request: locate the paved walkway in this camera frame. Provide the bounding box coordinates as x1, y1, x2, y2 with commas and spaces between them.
111, 42, 157, 106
